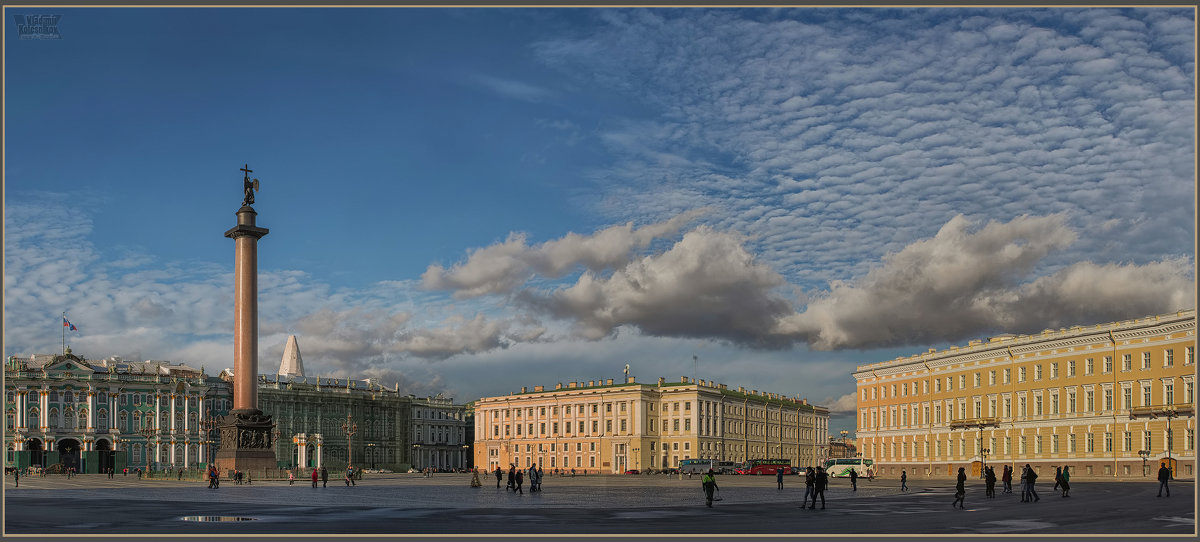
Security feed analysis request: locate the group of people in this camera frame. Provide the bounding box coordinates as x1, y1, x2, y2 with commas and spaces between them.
494, 463, 544, 494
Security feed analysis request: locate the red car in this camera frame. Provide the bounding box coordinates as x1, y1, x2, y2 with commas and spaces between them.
624, 469, 640, 474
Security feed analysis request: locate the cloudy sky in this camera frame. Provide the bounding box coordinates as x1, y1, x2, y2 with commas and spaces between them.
5, 7, 1195, 436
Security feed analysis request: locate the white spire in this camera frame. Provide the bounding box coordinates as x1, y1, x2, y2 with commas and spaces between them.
279, 335, 305, 377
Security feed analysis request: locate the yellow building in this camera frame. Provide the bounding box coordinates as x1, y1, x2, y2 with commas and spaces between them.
473, 376, 829, 474
854, 310, 1195, 479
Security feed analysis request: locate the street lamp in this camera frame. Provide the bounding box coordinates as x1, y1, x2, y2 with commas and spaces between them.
980, 448, 991, 479
366, 443, 376, 470
412, 444, 422, 471
199, 409, 221, 468
1138, 450, 1151, 476
137, 423, 157, 477
341, 413, 357, 469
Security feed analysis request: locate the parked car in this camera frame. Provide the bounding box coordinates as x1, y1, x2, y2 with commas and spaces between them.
624, 469, 640, 474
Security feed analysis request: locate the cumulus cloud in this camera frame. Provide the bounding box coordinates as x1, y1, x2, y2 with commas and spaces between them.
823, 392, 859, 413
422, 208, 710, 298
775, 214, 1195, 350
520, 225, 792, 346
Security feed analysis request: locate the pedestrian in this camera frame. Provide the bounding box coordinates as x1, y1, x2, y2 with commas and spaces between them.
507, 464, 515, 491
515, 468, 524, 494
849, 467, 858, 491
1001, 465, 1012, 494
494, 466, 502, 488
984, 466, 996, 498
14, 468, 18, 488
777, 466, 785, 490
470, 467, 482, 488
246, 472, 252, 485
808, 466, 827, 509
1019, 465, 1028, 501
953, 467, 966, 509
1157, 462, 1172, 497
900, 469, 908, 492
178, 468, 183, 481
802, 466, 815, 507
702, 469, 719, 507
289, 470, 295, 485
537, 466, 544, 489
123, 468, 128, 477
321, 466, 328, 488
311, 467, 318, 488
1060, 465, 1070, 498
1053, 466, 1062, 492
1025, 464, 1040, 502
345, 464, 355, 486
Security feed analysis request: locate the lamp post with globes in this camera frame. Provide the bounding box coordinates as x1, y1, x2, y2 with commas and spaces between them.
366, 443, 376, 470
341, 413, 357, 470
137, 424, 157, 477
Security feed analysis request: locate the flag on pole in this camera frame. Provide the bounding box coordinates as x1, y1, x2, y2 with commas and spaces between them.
63, 317, 77, 331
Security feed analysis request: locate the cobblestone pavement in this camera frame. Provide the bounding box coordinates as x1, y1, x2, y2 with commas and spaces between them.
3, 473, 1194, 536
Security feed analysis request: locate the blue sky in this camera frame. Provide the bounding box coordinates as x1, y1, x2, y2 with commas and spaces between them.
5, 7, 1195, 436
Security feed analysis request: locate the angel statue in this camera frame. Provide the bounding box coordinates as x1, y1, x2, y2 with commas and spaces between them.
241, 164, 260, 206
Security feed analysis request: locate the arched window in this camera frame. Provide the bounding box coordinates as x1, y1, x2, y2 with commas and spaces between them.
77, 408, 87, 429
132, 411, 141, 429
6, 409, 14, 430
160, 412, 169, 429
98, 409, 108, 428
64, 391, 73, 403
119, 411, 128, 432
188, 412, 197, 429
62, 408, 75, 430
28, 407, 39, 426
49, 408, 60, 429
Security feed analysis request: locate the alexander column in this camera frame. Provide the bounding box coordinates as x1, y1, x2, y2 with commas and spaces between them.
215, 164, 277, 473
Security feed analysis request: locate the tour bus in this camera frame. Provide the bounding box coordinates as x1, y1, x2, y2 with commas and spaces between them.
735, 459, 791, 475
677, 459, 738, 474
679, 458, 715, 474
822, 457, 874, 478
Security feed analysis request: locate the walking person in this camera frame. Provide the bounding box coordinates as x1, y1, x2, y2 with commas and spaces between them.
953, 467, 966, 509
514, 468, 524, 494
900, 470, 908, 492
1025, 464, 1040, 502
1001, 465, 1012, 494
1053, 466, 1062, 492
506, 464, 515, 491
777, 467, 785, 490
529, 463, 539, 492
320, 466, 328, 488
808, 466, 827, 509
984, 466, 996, 498
345, 464, 356, 486
289, 470, 295, 485
1019, 465, 1029, 502
14, 468, 18, 488
1157, 462, 1172, 497
702, 469, 719, 507
470, 467, 482, 488
1060, 465, 1070, 497
311, 467, 318, 488
802, 467, 815, 507
494, 466, 502, 488
849, 467, 858, 491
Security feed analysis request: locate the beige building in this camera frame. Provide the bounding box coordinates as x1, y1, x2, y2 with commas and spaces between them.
854, 310, 1196, 479
473, 376, 829, 474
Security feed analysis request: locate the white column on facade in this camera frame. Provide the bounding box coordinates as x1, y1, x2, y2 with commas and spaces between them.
183, 393, 190, 435
17, 390, 26, 429
110, 392, 120, 431
40, 389, 49, 431
87, 388, 96, 431
184, 442, 190, 467
169, 393, 177, 434
298, 435, 308, 466
316, 437, 323, 469
155, 392, 162, 431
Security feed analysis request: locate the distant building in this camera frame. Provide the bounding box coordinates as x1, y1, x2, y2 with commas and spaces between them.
5, 337, 471, 473
472, 376, 829, 474
854, 310, 1196, 479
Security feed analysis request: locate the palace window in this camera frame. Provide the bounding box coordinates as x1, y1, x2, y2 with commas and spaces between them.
1122, 354, 1132, 371
1104, 432, 1113, 453
1018, 367, 1026, 383
1067, 361, 1076, 377
1085, 358, 1094, 375
1104, 389, 1113, 411
1122, 386, 1132, 409
1085, 390, 1094, 412
1143, 384, 1152, 406
1003, 368, 1011, 384
1035, 435, 1042, 454
1123, 431, 1132, 452
1051, 434, 1059, 453
1050, 391, 1059, 414
1165, 383, 1175, 405
1034, 365, 1042, 381
1142, 352, 1151, 369
1018, 396, 1027, 416
1165, 349, 1175, 367
1067, 391, 1076, 413
974, 373, 981, 387
959, 375, 966, 389
1086, 433, 1094, 453
1186, 346, 1195, 365
1144, 431, 1152, 451
1050, 363, 1058, 379
1104, 356, 1112, 373
1034, 395, 1042, 416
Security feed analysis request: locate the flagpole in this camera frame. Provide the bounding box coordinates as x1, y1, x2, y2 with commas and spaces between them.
62, 311, 67, 355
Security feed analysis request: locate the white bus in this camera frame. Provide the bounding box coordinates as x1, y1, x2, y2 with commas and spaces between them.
822, 458, 874, 478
